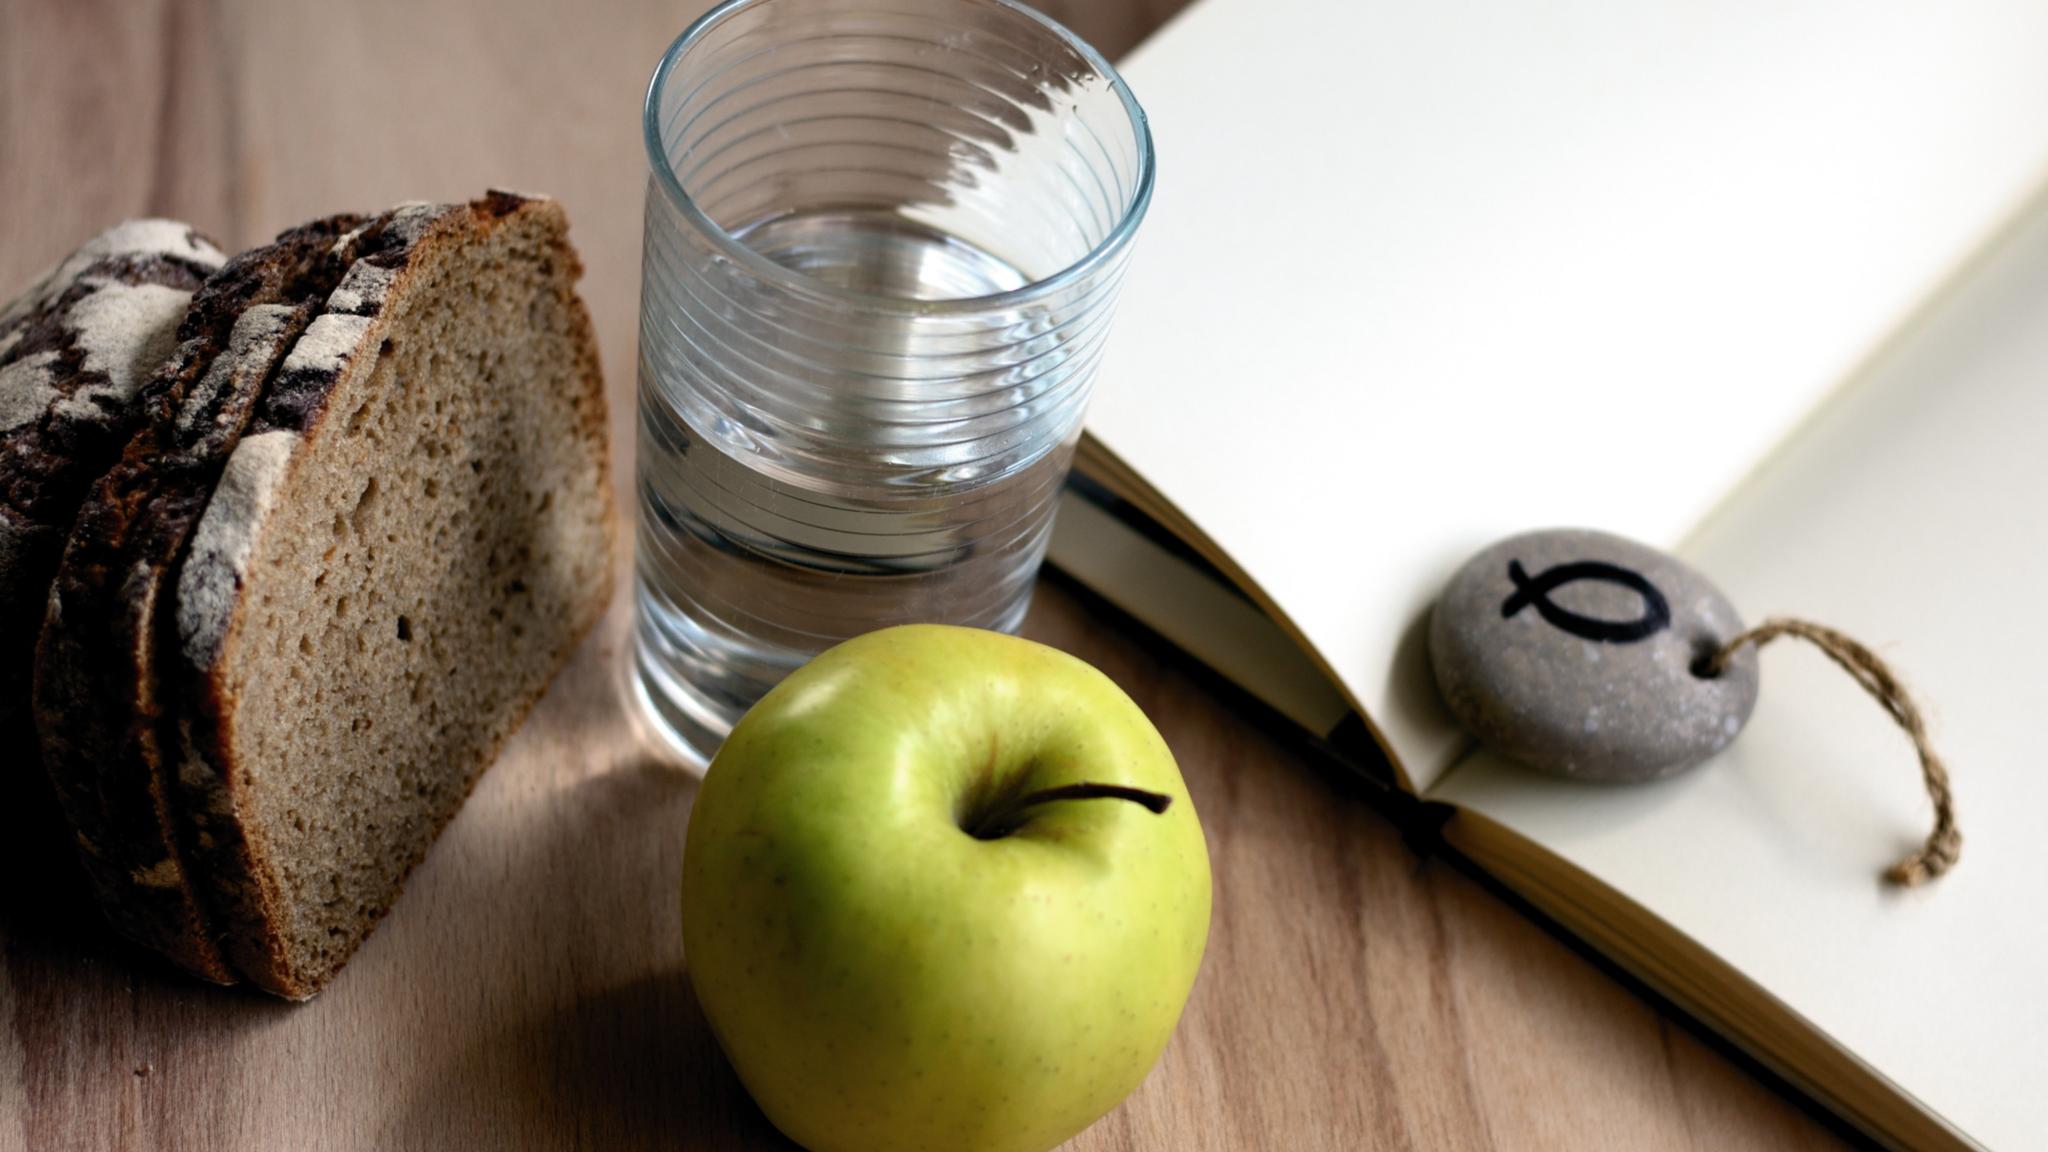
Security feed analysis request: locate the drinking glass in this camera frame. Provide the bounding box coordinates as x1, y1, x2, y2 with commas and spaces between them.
635, 0, 1155, 761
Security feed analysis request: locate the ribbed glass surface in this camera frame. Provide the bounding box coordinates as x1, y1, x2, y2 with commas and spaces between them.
633, 0, 1153, 759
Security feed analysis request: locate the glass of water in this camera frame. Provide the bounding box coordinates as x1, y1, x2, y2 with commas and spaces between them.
634, 0, 1155, 761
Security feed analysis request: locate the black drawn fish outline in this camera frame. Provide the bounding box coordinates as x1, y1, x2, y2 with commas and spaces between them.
1501, 559, 1671, 644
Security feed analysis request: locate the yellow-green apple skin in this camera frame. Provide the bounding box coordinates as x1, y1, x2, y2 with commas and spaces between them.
681, 624, 1212, 1152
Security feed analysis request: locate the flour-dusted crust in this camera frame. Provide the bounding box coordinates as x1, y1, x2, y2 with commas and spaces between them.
0, 220, 223, 329
0, 221, 226, 518
174, 190, 611, 998
34, 216, 369, 983
0, 222, 224, 739
176, 429, 297, 667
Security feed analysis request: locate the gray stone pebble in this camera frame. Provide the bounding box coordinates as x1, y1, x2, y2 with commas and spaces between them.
1429, 528, 1758, 782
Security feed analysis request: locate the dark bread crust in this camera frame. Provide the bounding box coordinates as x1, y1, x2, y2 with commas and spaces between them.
34, 215, 369, 983
0, 223, 225, 952
1, 228, 224, 735
0, 231, 225, 523
177, 193, 611, 998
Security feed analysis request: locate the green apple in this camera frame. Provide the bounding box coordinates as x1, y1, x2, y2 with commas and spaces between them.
681, 624, 1212, 1152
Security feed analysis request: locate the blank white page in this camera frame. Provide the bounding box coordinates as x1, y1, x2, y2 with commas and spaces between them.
1091, 0, 2048, 789
1434, 186, 2048, 1150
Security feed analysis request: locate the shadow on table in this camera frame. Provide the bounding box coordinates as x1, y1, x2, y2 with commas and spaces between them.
0, 715, 152, 989
381, 743, 797, 1152
388, 964, 797, 1151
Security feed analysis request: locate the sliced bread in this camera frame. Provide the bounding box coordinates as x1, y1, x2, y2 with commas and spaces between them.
36, 192, 612, 997
172, 192, 612, 997
36, 214, 370, 982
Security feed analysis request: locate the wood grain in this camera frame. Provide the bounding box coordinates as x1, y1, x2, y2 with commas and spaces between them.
0, 0, 1847, 1148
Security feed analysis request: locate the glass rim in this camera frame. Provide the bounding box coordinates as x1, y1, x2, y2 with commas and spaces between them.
642, 0, 1156, 317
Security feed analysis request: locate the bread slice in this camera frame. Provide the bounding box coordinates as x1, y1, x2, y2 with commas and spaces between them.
1, 222, 225, 739
36, 215, 370, 982
171, 193, 611, 997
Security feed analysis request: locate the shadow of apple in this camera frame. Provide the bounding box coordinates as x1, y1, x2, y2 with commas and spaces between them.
390, 965, 796, 1151
382, 748, 798, 1151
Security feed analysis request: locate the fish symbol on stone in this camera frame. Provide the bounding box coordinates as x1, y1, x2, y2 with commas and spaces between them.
1501, 559, 1671, 644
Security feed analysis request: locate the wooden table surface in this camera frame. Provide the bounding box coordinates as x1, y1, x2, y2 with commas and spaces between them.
0, 1, 1851, 1148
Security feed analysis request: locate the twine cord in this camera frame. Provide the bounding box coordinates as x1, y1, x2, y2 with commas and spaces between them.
1707, 618, 1960, 887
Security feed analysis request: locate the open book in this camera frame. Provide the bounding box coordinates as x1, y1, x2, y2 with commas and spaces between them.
1046, 2, 2048, 1149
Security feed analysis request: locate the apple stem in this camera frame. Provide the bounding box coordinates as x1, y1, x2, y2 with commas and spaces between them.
966, 782, 1173, 840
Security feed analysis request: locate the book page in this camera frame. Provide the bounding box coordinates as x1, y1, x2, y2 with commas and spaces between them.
1091, 0, 2048, 791
1431, 187, 2048, 1150
1048, 491, 1353, 735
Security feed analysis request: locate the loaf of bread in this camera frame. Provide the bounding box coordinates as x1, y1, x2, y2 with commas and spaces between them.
33, 192, 613, 998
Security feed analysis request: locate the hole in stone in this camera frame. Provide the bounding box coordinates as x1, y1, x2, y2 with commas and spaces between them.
1689, 634, 1725, 680
396, 615, 412, 642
